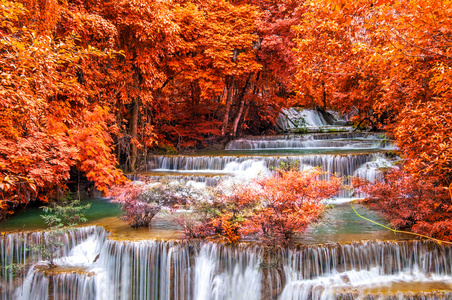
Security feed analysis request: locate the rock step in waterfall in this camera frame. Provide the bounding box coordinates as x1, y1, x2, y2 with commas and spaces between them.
2, 227, 452, 300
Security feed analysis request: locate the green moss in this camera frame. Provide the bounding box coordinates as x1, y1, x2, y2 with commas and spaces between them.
156, 144, 178, 155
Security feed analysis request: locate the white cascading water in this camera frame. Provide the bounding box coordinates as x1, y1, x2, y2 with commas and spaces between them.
193, 243, 262, 300
225, 132, 393, 151
126, 110, 396, 206
146, 154, 375, 177
14, 268, 49, 300
222, 160, 272, 179
353, 153, 395, 183
126, 174, 221, 187
275, 108, 351, 133
4, 226, 105, 300
276, 108, 330, 131
145, 153, 379, 198
278, 241, 452, 299
2, 227, 452, 299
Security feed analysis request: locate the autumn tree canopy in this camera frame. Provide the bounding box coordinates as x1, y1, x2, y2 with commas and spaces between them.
0, 0, 300, 216
0, 0, 125, 217
293, 0, 452, 185
1, 0, 452, 234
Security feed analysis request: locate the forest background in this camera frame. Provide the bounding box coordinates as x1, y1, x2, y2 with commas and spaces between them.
1, 0, 451, 239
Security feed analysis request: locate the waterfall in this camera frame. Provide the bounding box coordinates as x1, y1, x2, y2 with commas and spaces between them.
278, 240, 452, 299
145, 154, 375, 177
143, 154, 378, 198
95, 239, 262, 300
126, 174, 221, 187
275, 108, 350, 133
14, 268, 49, 300
192, 243, 262, 300
276, 108, 330, 131
15, 270, 97, 300
225, 133, 392, 151
1, 108, 420, 299
354, 154, 394, 183
1, 227, 105, 300
131, 128, 396, 201
2, 227, 452, 299
52, 272, 97, 300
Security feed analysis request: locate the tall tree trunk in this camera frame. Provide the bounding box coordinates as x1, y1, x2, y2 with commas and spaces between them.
221, 77, 235, 137
116, 101, 122, 161
191, 80, 201, 107
449, 182, 452, 201
129, 97, 139, 172
231, 74, 252, 137
129, 62, 141, 172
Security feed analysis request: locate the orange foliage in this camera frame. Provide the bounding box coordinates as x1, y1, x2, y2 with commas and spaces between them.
0, 0, 125, 216
292, 0, 382, 118
1, 0, 301, 216
193, 169, 342, 245
241, 169, 342, 244
293, 0, 452, 184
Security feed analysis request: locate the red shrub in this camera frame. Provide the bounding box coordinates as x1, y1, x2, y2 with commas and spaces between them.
354, 168, 452, 241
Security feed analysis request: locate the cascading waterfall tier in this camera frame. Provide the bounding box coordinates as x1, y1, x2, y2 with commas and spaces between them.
2, 226, 452, 300
143, 153, 385, 198
225, 132, 392, 151
14, 268, 97, 300
145, 154, 374, 178
126, 174, 222, 187
275, 108, 350, 133
129, 126, 395, 201
0, 226, 108, 299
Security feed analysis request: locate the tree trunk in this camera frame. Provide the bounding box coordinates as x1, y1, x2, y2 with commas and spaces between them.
129, 97, 139, 172
449, 182, 452, 201
231, 74, 252, 137
221, 77, 235, 137
191, 80, 201, 107
116, 101, 122, 161
353, 117, 374, 132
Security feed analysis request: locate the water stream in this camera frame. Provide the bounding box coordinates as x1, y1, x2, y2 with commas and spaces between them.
1, 109, 451, 299
2, 227, 452, 300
